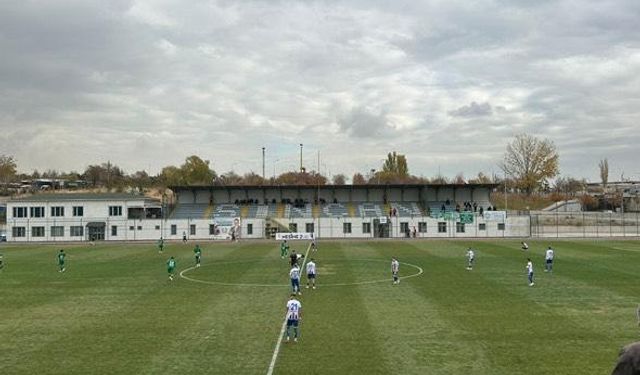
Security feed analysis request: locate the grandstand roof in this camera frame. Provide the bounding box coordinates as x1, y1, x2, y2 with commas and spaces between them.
170, 183, 498, 191
10, 193, 160, 203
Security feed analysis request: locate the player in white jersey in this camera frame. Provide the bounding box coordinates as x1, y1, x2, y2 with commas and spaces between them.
290, 265, 302, 295
544, 246, 555, 272
466, 248, 475, 270
391, 257, 400, 284
285, 294, 302, 342
521, 241, 529, 251
306, 258, 317, 289
525, 258, 534, 286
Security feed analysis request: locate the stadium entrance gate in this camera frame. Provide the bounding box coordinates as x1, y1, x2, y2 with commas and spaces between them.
373, 218, 390, 238
86, 222, 105, 241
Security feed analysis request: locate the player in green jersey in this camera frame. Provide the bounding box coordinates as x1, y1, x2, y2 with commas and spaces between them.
280, 240, 289, 259
157, 237, 164, 253
194, 244, 202, 268
57, 249, 66, 273
167, 256, 176, 281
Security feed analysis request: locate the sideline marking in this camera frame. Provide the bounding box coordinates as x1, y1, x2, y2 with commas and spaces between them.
180, 259, 423, 287
266, 242, 312, 375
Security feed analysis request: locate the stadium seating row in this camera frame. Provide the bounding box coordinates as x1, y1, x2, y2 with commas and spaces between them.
169, 201, 493, 219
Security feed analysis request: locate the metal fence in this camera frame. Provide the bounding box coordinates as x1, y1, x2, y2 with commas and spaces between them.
530, 211, 640, 238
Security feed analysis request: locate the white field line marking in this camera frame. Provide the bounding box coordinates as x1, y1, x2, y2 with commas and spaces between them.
180, 260, 423, 287
266, 242, 312, 375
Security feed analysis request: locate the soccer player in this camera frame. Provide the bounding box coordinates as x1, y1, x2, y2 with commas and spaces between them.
290, 250, 298, 267
521, 241, 529, 251
167, 256, 176, 281
280, 240, 289, 259
194, 244, 202, 268
310, 237, 317, 252
0, 253, 4, 272
290, 264, 302, 295
157, 237, 164, 253
285, 294, 302, 342
57, 249, 66, 273
391, 257, 400, 284
544, 246, 554, 273
306, 258, 317, 289
182, 231, 187, 243
466, 248, 475, 270
526, 258, 534, 286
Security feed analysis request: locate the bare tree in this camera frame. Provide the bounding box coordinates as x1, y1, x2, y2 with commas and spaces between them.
599, 158, 609, 188
501, 133, 559, 195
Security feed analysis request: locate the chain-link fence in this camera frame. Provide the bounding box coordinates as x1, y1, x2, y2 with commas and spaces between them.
530, 211, 640, 238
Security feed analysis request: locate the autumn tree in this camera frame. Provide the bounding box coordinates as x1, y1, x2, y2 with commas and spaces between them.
376, 151, 410, 183
240, 172, 266, 186
501, 134, 559, 195
181, 156, 216, 185
332, 174, 346, 185
599, 159, 609, 188
0, 155, 17, 186
468, 172, 492, 184
352, 173, 366, 185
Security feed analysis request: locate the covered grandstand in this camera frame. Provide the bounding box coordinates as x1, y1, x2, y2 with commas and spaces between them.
165, 183, 528, 239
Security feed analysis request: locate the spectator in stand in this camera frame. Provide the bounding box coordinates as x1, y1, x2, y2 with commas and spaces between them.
479, 206, 484, 216
473, 202, 478, 212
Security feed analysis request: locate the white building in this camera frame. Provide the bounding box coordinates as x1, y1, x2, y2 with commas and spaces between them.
5, 185, 530, 242
6, 193, 163, 242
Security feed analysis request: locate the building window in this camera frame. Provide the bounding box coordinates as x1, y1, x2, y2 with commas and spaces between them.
171, 225, 177, 235
108, 206, 122, 216
12, 226, 26, 237
13, 207, 28, 218
418, 222, 427, 233
32, 226, 45, 237
51, 226, 64, 237
478, 223, 486, 231
209, 224, 217, 235
498, 223, 505, 231
129, 226, 135, 231
51, 206, 65, 217
30, 206, 45, 218
190, 224, 196, 235
137, 226, 142, 230
289, 223, 298, 232
73, 206, 84, 217
362, 222, 371, 234
155, 225, 160, 230
456, 222, 465, 233
305, 223, 314, 233
438, 222, 447, 233
70, 226, 84, 237
343, 222, 352, 234
247, 223, 253, 235
111, 226, 118, 236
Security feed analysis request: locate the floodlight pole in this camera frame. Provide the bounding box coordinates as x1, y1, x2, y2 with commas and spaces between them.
262, 147, 265, 182
300, 143, 303, 172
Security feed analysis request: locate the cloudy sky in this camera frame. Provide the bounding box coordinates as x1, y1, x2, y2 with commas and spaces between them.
1, 0, 639, 182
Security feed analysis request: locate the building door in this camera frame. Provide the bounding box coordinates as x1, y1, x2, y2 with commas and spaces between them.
86, 222, 106, 241
373, 219, 390, 238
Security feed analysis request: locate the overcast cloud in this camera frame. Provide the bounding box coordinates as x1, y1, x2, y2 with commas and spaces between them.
0, 0, 639, 182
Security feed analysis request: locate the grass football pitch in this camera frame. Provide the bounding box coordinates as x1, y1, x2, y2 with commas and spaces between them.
0, 239, 638, 374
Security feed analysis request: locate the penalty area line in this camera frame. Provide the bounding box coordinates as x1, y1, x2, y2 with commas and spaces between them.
266, 241, 312, 375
